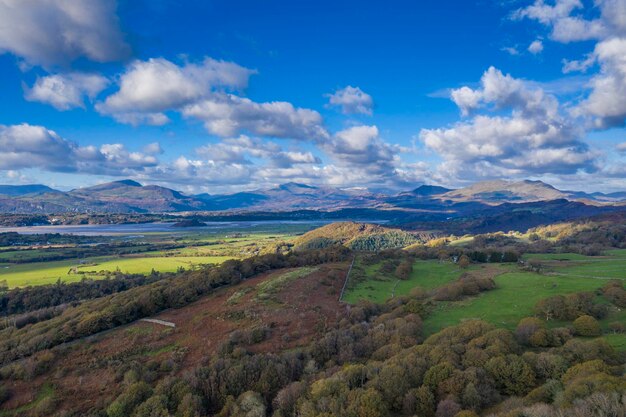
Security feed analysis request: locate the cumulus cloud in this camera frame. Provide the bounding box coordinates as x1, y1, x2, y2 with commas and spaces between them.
196, 136, 280, 165
182, 94, 329, 140
576, 37, 626, 128
24, 73, 109, 110
320, 125, 404, 181
0, 123, 158, 175
513, 0, 607, 42
96, 57, 328, 140
196, 135, 320, 169
326, 86, 374, 115
515, 0, 626, 128
96, 57, 256, 125
421, 67, 598, 179
0, 0, 130, 67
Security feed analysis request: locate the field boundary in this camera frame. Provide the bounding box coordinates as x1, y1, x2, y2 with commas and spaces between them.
338, 255, 355, 302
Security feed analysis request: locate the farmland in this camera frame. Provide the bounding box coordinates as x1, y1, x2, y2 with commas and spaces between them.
0, 222, 317, 288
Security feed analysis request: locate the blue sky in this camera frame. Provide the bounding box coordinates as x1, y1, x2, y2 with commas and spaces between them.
0, 0, 624, 192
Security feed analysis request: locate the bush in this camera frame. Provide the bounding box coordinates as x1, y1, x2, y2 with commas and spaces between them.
573, 315, 601, 337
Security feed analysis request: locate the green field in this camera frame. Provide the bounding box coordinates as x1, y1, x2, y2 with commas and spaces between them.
0, 223, 315, 287
343, 259, 467, 304
0, 255, 234, 287
343, 251, 626, 350
422, 270, 612, 333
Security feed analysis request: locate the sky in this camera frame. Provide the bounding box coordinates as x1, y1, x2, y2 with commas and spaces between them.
0, 0, 625, 193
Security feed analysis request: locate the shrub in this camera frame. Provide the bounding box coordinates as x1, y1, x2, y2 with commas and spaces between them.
573, 315, 601, 337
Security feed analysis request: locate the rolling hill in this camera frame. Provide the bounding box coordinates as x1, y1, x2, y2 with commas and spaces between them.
294, 221, 420, 250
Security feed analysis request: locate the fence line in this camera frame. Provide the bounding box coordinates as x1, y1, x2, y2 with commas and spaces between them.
339, 255, 356, 302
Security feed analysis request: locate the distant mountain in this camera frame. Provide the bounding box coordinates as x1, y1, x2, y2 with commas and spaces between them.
1, 178, 626, 214
194, 191, 269, 210
0, 184, 58, 197
439, 180, 569, 203
198, 182, 382, 211
408, 185, 452, 197
68, 180, 210, 212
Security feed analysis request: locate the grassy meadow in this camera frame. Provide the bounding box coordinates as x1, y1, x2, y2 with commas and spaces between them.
343, 259, 467, 303
0, 223, 315, 287
345, 251, 626, 350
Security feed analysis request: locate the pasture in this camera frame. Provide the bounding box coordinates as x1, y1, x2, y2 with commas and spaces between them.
0, 222, 313, 287
344, 251, 626, 350
343, 259, 468, 304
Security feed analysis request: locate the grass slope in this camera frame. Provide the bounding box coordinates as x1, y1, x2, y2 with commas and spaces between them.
0, 255, 233, 287
343, 260, 465, 304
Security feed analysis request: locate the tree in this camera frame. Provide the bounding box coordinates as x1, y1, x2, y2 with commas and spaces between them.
132, 395, 169, 417
414, 386, 435, 417
436, 398, 461, 417
458, 255, 471, 269
573, 315, 601, 337
461, 383, 481, 411
534, 296, 565, 321
106, 382, 152, 417
515, 317, 545, 345
394, 259, 413, 280
347, 388, 389, 417
485, 355, 535, 396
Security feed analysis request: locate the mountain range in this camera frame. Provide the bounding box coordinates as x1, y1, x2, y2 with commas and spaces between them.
0, 179, 625, 214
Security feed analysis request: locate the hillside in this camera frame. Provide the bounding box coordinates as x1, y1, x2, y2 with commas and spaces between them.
294, 221, 419, 250
0, 263, 350, 415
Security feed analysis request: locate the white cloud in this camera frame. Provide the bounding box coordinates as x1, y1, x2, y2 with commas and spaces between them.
24, 73, 109, 110
326, 86, 374, 115
0, 123, 158, 175
321, 125, 403, 179
97, 57, 256, 124
577, 37, 626, 128
195, 135, 320, 169
513, 0, 607, 42
502, 46, 521, 56
196, 136, 280, 164
97, 56, 328, 140
0, 124, 77, 171
0, 0, 130, 67
182, 94, 329, 140
142, 142, 164, 155
421, 67, 598, 179
515, 0, 626, 128
528, 40, 544, 54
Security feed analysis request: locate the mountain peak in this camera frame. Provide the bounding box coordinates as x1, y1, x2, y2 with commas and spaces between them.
114, 179, 142, 187
276, 182, 318, 192
441, 179, 567, 203
411, 185, 452, 196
